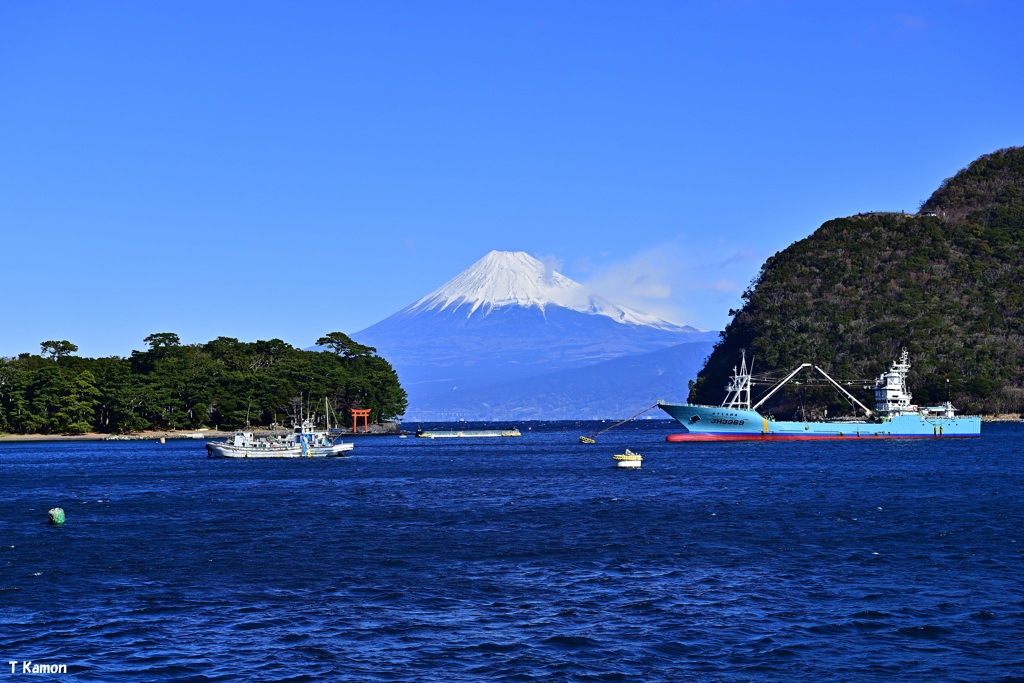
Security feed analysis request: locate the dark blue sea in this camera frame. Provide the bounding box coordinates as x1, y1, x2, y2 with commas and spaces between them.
3, 421, 1023, 681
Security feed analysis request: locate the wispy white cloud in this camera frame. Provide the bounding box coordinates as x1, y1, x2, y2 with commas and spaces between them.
704, 278, 740, 293
568, 246, 684, 323
847, 11, 932, 48
566, 239, 766, 331
698, 247, 763, 271
535, 253, 564, 284
893, 13, 929, 31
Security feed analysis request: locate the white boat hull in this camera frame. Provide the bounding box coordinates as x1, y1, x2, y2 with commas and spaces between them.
205, 442, 354, 458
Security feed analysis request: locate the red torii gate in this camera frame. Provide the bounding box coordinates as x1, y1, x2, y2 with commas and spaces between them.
350, 408, 371, 434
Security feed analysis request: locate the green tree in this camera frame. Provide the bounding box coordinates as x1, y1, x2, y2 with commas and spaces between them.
52, 370, 101, 434
316, 332, 376, 359
144, 333, 181, 350
40, 340, 78, 361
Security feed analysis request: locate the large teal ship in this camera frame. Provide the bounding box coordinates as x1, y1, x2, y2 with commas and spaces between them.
659, 350, 980, 441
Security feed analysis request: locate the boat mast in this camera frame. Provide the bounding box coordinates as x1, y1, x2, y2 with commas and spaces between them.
722, 350, 754, 410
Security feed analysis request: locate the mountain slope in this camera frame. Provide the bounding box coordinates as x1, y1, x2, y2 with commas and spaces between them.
691, 146, 1024, 416
403, 340, 713, 421
353, 250, 716, 418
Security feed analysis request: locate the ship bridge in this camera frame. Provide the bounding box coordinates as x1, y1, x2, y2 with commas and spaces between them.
874, 349, 916, 416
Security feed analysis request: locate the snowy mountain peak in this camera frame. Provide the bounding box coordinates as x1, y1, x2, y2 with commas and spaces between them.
409, 250, 579, 314
407, 250, 696, 331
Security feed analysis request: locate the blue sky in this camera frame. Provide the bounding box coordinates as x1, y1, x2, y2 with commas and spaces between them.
2, 1, 1022, 358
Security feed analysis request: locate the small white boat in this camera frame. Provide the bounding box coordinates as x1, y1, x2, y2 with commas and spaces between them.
612, 449, 643, 468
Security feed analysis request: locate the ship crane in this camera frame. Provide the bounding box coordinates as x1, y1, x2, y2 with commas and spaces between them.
813, 365, 873, 417
749, 363, 873, 417
751, 363, 811, 411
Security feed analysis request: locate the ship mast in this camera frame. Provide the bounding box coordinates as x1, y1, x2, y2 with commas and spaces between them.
722, 350, 754, 411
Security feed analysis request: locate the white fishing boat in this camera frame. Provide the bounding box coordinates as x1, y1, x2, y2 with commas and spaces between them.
206, 399, 354, 458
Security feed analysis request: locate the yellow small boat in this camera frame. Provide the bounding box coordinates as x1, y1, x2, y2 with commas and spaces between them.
612, 449, 643, 468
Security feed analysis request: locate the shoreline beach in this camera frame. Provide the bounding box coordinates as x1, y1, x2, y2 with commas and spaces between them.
0, 430, 232, 443
0, 423, 403, 442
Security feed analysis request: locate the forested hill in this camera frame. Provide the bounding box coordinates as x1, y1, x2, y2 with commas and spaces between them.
0, 333, 407, 435
690, 146, 1024, 417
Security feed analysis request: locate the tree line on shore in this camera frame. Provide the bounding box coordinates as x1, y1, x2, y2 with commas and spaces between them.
0, 332, 407, 435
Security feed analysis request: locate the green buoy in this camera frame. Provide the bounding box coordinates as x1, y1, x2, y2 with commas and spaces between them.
48, 508, 65, 525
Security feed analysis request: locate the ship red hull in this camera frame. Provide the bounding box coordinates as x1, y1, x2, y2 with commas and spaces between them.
666, 432, 978, 442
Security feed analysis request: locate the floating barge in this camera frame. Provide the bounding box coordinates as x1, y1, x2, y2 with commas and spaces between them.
415, 428, 521, 439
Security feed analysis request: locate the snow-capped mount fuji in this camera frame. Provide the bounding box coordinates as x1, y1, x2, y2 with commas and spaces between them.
351, 250, 717, 420
407, 250, 687, 331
